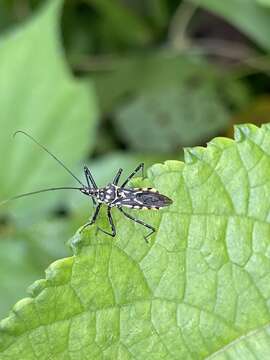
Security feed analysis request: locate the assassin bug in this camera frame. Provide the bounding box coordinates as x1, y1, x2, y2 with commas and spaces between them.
2, 131, 173, 242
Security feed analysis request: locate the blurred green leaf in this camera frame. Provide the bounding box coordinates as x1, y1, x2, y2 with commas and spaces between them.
114, 82, 230, 152
84, 0, 153, 48
1, 124, 270, 358
256, 0, 270, 7
146, 0, 169, 29
92, 54, 204, 113
190, 0, 270, 51
0, 0, 98, 220
92, 55, 248, 153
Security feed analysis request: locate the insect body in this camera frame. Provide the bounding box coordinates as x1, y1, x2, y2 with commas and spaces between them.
80, 163, 172, 241
82, 184, 171, 209
2, 131, 173, 242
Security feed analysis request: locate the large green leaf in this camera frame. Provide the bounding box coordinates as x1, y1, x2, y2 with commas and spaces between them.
190, 0, 270, 51
1, 123, 270, 358
0, 0, 97, 219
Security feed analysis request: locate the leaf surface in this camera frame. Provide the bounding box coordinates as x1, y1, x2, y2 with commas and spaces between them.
1, 124, 270, 359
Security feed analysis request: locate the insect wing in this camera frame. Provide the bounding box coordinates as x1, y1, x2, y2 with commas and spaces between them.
135, 191, 172, 208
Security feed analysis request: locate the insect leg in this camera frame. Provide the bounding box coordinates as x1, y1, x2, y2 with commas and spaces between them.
79, 204, 102, 233
84, 165, 97, 205
97, 207, 116, 237
118, 207, 155, 243
84, 166, 98, 189
121, 163, 144, 188
112, 168, 123, 185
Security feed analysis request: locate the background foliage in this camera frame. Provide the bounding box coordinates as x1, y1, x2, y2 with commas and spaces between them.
1, 0, 270, 358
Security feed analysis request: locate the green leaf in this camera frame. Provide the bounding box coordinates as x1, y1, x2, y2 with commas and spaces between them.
114, 83, 230, 152
84, 0, 153, 48
257, 0, 270, 6
209, 325, 270, 359
93, 54, 248, 152
1, 123, 270, 358
0, 0, 98, 219
92, 54, 197, 113
190, 0, 270, 51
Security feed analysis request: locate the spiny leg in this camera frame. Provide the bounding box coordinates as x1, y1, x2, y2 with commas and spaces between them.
79, 203, 102, 233
97, 207, 116, 237
118, 207, 155, 243
84, 165, 97, 205
112, 168, 123, 185
121, 163, 144, 188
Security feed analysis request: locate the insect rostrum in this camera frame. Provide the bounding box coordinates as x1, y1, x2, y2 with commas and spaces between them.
3, 131, 173, 242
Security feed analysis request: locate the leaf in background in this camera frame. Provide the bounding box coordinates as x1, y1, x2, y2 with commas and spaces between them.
92, 54, 206, 113
190, 0, 270, 51
93, 54, 248, 152
257, 0, 270, 7
84, 0, 153, 49
114, 83, 230, 152
1, 124, 270, 358
0, 0, 98, 220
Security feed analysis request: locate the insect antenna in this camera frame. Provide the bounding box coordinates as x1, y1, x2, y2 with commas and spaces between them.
0, 186, 82, 207
13, 130, 85, 187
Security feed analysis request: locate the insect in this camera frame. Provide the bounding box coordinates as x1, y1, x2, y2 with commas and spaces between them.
2, 131, 173, 242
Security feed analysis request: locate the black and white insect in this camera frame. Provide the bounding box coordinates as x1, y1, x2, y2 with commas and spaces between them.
2, 131, 173, 242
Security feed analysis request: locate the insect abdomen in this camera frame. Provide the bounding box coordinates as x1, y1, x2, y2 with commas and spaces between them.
116, 188, 172, 210
135, 191, 172, 208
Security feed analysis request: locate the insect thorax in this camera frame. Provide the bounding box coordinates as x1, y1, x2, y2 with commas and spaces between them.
95, 183, 118, 204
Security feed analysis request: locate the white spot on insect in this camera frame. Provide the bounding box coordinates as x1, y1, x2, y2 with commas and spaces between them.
105, 195, 111, 199
133, 206, 140, 209
107, 189, 112, 194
